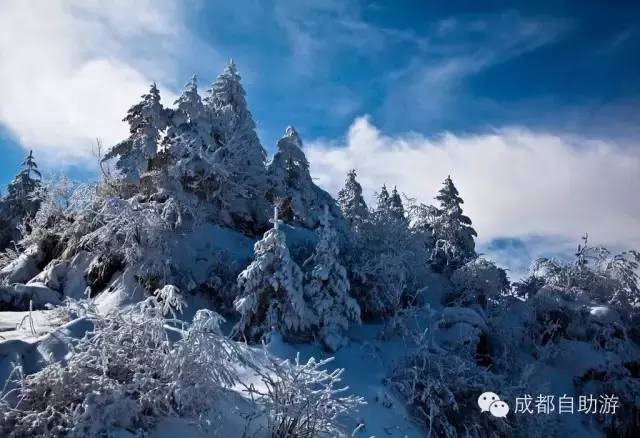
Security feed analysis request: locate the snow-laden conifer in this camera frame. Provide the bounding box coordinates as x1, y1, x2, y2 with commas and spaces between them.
267, 126, 336, 227
304, 206, 360, 351
389, 186, 406, 222
376, 184, 391, 213
337, 169, 369, 228
268, 126, 310, 188
0, 151, 43, 250
103, 83, 168, 181
206, 60, 266, 190
166, 75, 209, 160
429, 175, 477, 272
234, 206, 311, 342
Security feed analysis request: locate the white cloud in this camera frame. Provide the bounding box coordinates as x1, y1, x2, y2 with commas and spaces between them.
307, 116, 640, 250
0, 0, 206, 166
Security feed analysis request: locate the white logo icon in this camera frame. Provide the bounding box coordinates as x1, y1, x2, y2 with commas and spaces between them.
478, 392, 509, 417
489, 400, 510, 417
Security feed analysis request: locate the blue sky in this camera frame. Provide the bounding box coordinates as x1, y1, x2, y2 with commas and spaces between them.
0, 0, 638, 275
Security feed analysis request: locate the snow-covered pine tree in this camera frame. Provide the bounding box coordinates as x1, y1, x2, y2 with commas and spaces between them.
165, 75, 209, 160
8, 151, 43, 219
304, 206, 360, 351
233, 205, 312, 342
267, 126, 337, 227
175, 76, 205, 129
337, 169, 369, 228
376, 184, 391, 214
0, 151, 44, 249
205, 60, 266, 191
199, 61, 271, 229
103, 83, 168, 182
7, 151, 42, 204
390, 186, 406, 222
268, 126, 309, 188
163, 76, 232, 209
429, 175, 477, 272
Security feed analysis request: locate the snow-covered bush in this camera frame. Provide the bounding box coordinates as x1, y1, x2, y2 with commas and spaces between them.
575, 363, 640, 437
303, 208, 360, 351
61, 192, 198, 294
391, 326, 559, 437
244, 353, 365, 437
0, 298, 242, 436
436, 306, 490, 361
449, 258, 510, 309
516, 235, 640, 309
391, 344, 508, 437
233, 210, 312, 342
350, 250, 410, 320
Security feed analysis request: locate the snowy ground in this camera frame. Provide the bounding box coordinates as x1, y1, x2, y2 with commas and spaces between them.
0, 264, 448, 436
0, 309, 62, 342
0, 305, 424, 437
136, 323, 425, 438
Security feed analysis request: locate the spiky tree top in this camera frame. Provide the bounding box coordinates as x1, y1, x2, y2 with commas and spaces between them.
376, 184, 391, 212
4, 150, 43, 222
165, 75, 211, 160
269, 126, 310, 187
9, 150, 41, 197
390, 186, 405, 221
430, 175, 477, 270
103, 83, 168, 180
206, 60, 247, 111
21, 150, 41, 180
124, 83, 165, 140
435, 176, 473, 227
337, 169, 369, 226
174, 75, 205, 127
206, 60, 266, 188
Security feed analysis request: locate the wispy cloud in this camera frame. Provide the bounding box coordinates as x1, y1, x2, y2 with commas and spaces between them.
307, 116, 640, 252
379, 12, 572, 131
272, 1, 423, 76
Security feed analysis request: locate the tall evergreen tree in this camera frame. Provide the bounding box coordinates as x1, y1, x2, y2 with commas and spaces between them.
233, 205, 312, 342
430, 175, 477, 272
268, 126, 310, 188
206, 61, 266, 190
0, 151, 43, 249
174, 75, 205, 129
267, 126, 336, 227
390, 186, 406, 222
376, 184, 391, 213
337, 169, 369, 228
7, 150, 42, 209
163, 76, 214, 164
304, 206, 360, 351
103, 83, 168, 181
